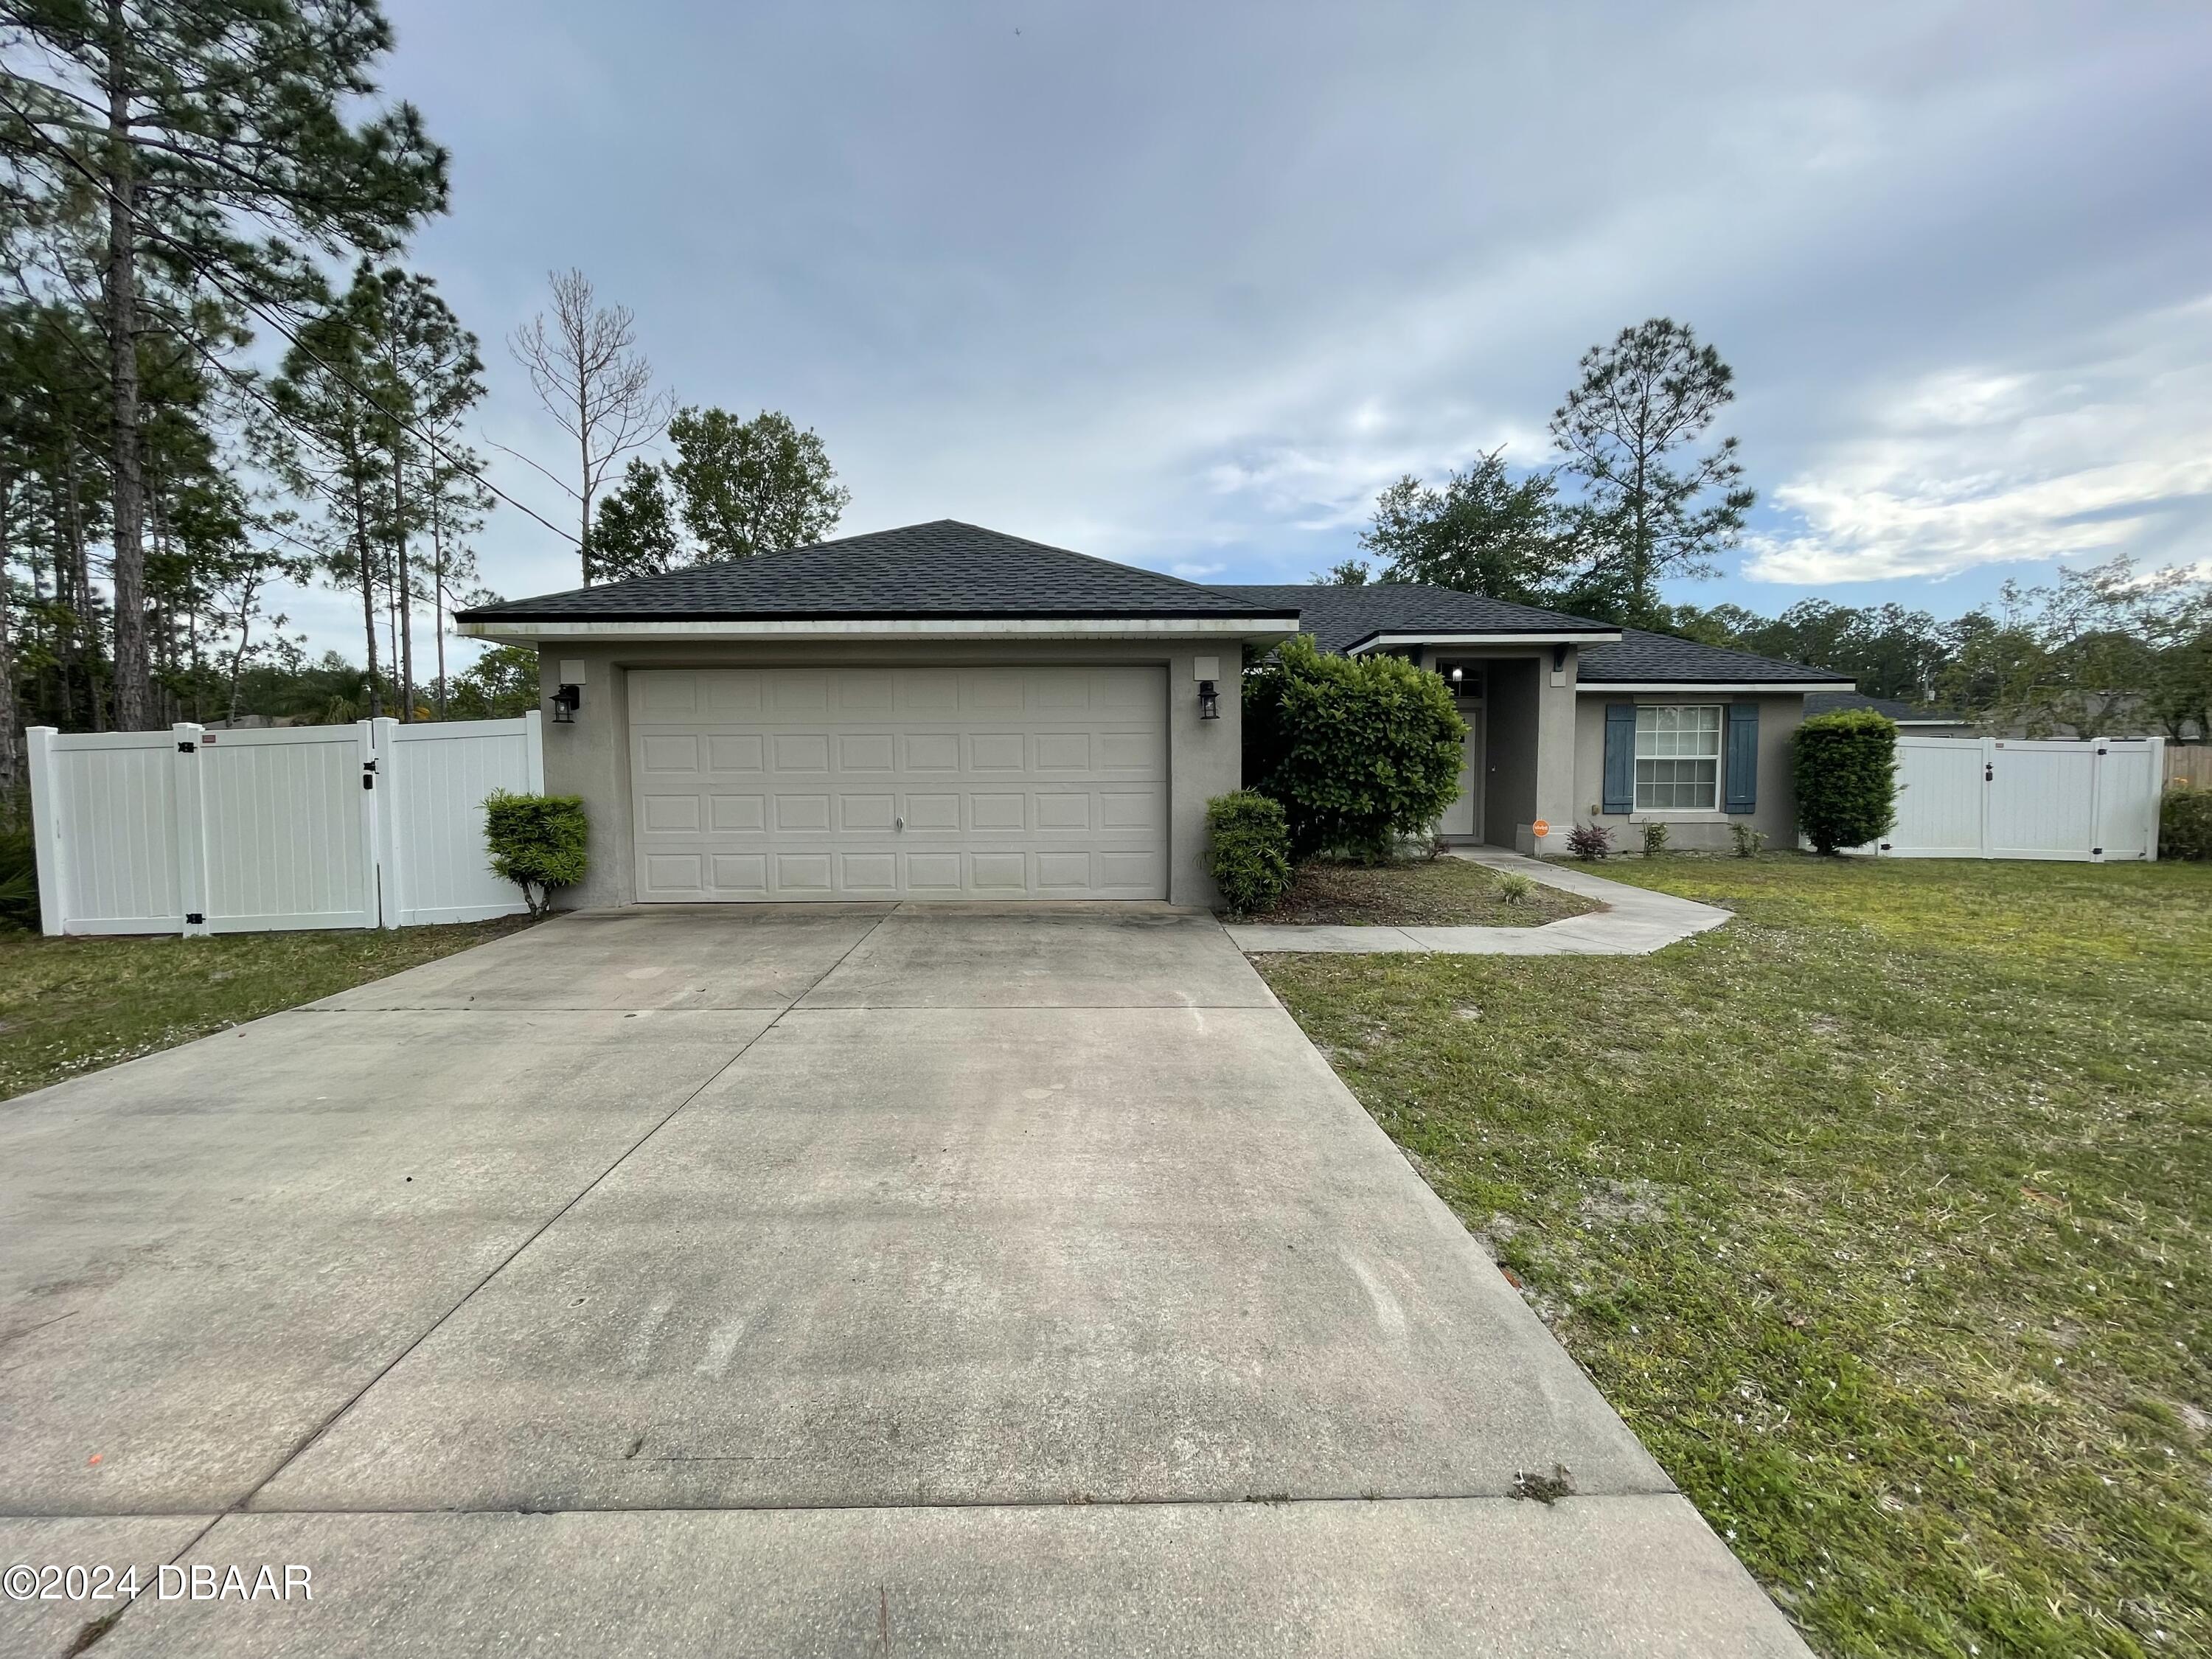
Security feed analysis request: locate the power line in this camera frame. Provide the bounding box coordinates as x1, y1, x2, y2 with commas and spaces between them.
0, 84, 582, 549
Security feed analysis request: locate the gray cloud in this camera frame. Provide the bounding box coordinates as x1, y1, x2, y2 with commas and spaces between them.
272, 0, 2212, 655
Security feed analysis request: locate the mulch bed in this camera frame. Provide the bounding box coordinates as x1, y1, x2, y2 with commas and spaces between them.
1239, 856, 1599, 927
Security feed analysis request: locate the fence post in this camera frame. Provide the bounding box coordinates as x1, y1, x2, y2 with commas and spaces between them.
369, 719, 400, 929
173, 723, 209, 936
2149, 737, 2165, 861
25, 727, 65, 936
523, 708, 545, 794
1976, 737, 1995, 858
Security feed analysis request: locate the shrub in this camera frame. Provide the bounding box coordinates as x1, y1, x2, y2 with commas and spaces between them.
0, 825, 38, 932
1495, 871, 1536, 904
484, 791, 588, 917
1794, 709, 1897, 855
2162, 783, 2212, 861
1639, 819, 1669, 858
1204, 790, 1293, 915
1730, 821, 1767, 859
1242, 634, 1467, 860
1565, 821, 1613, 860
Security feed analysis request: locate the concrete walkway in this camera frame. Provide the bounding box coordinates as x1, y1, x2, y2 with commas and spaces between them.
1224, 846, 1733, 955
1, 905, 1802, 1658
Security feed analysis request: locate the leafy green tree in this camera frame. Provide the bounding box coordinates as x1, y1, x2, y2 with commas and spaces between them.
1671, 598, 1950, 702
447, 643, 539, 720
257, 274, 394, 716
1311, 557, 1371, 586
1243, 634, 1467, 860
0, 0, 447, 728
1359, 448, 1568, 605
591, 457, 684, 582
666, 406, 849, 563
1550, 319, 1754, 626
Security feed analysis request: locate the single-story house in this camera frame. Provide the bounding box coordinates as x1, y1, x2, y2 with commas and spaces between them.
459, 521, 1854, 908
1803, 690, 1978, 738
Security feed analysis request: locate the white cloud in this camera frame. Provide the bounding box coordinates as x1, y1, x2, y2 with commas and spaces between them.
1747, 298, 2212, 583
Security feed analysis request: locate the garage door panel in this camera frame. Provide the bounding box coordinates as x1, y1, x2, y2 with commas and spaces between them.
712, 854, 768, 894
630, 665, 1166, 901
838, 733, 895, 771
710, 794, 765, 832
641, 794, 702, 832
838, 793, 897, 832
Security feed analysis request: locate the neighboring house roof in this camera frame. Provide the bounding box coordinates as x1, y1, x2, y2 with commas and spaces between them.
1803, 691, 1972, 726
1576, 627, 1853, 689
1205, 582, 1618, 653
458, 520, 1293, 625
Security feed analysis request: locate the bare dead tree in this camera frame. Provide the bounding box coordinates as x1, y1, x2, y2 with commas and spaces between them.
501, 270, 671, 585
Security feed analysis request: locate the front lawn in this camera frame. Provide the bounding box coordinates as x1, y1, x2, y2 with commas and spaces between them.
0, 918, 538, 1102
1257, 855, 2211, 1659
1239, 854, 1597, 927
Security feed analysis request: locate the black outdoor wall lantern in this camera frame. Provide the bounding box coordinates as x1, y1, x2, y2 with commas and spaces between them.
1197, 679, 1220, 720
551, 682, 582, 723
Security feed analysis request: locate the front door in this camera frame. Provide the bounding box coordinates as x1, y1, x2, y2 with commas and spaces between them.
1439, 706, 1484, 838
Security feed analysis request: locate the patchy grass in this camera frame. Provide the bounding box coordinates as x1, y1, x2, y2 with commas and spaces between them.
1242, 855, 1598, 926
1258, 855, 2211, 1658
0, 918, 538, 1102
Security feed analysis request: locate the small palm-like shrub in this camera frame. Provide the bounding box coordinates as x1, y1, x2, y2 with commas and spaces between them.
1640, 819, 1670, 857
1495, 871, 1537, 905
1205, 790, 1293, 915
1795, 709, 1897, 855
484, 791, 588, 917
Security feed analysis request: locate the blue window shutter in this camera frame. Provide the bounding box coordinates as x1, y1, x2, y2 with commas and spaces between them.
1725, 704, 1759, 814
1602, 704, 1635, 814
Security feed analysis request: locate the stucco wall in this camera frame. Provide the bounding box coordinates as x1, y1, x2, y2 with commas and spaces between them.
1571, 690, 1807, 851
533, 639, 1242, 911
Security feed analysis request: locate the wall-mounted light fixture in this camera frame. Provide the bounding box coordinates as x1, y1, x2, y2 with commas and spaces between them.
551, 683, 582, 723
1192, 655, 1222, 720
1449, 666, 1464, 688
1551, 643, 1568, 673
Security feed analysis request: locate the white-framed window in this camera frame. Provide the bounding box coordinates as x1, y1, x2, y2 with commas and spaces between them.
1635, 705, 1722, 810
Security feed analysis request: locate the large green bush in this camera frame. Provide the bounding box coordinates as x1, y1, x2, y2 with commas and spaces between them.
1243, 634, 1467, 860
1204, 790, 1293, 915
484, 792, 588, 916
2161, 783, 2212, 861
1793, 709, 1897, 855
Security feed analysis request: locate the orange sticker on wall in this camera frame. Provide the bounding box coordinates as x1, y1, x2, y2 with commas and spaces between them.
1531, 820, 1551, 838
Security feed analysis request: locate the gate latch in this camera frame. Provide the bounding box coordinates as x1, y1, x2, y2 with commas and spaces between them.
362, 759, 377, 791
1983, 762, 1994, 782
177, 740, 195, 754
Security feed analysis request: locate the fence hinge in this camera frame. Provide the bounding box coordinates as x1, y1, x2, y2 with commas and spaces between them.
177, 740, 195, 754
185, 912, 204, 925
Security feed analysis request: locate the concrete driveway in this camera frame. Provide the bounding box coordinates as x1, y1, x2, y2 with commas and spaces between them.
1, 905, 1806, 1658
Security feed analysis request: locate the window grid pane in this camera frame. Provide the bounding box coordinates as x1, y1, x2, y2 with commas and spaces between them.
1632, 706, 1722, 810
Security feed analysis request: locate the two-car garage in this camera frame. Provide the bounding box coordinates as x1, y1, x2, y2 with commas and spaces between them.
627, 664, 1171, 902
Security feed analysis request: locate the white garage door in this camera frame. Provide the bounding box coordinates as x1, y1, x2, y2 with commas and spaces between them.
628, 665, 1169, 901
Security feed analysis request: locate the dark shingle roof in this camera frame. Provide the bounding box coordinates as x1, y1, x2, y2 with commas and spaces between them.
1576, 628, 1851, 686
1207, 582, 1616, 654
1804, 691, 1969, 723
458, 520, 1294, 622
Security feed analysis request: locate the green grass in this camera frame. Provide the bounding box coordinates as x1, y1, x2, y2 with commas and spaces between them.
1256, 855, 2211, 1658
1243, 855, 1597, 926
0, 918, 537, 1102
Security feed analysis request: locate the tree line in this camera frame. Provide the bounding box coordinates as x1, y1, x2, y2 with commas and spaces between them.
0, 0, 852, 810
1337, 318, 2210, 738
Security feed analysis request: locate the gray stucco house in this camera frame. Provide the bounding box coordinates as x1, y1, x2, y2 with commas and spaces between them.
459, 520, 1852, 908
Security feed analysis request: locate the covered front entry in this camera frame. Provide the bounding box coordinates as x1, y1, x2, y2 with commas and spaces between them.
626, 664, 1170, 901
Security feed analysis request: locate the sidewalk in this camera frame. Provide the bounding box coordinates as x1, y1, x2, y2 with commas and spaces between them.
1222, 846, 1731, 956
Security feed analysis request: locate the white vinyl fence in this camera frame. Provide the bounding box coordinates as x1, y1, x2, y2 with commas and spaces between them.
26, 713, 543, 936
1864, 735, 2166, 861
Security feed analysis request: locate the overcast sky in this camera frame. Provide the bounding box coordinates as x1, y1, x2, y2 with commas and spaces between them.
290, 1, 2212, 664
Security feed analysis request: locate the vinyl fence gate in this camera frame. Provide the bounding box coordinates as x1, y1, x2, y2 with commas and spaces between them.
1868, 735, 2166, 861
26, 713, 544, 936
